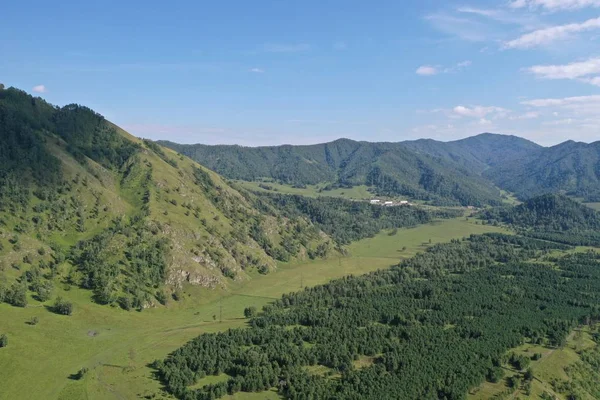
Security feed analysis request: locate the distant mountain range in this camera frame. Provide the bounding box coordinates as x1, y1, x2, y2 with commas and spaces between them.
159, 134, 533, 207
161, 133, 600, 205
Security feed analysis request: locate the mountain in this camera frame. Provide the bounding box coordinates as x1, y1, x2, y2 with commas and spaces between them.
479, 194, 600, 246
160, 134, 541, 207
484, 140, 600, 201
0, 87, 336, 309
0, 86, 454, 310
402, 133, 542, 172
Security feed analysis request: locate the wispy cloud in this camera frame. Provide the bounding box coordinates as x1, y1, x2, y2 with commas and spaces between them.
32, 84, 46, 93
249, 67, 265, 73
525, 57, 600, 85
453, 105, 509, 119
509, 111, 540, 119
425, 14, 491, 42
416, 61, 472, 76
457, 6, 541, 29
261, 43, 311, 53
504, 16, 600, 49
416, 65, 439, 76
521, 94, 600, 108
510, 0, 600, 11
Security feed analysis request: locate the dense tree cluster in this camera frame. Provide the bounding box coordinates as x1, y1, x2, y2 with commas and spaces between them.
69, 216, 169, 309
480, 194, 600, 245
155, 234, 600, 399
254, 193, 462, 245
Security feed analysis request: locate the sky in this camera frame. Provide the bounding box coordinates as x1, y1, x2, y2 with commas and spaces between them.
2, 0, 600, 146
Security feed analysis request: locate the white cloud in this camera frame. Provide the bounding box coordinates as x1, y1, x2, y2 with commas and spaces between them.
521, 94, 600, 107
457, 7, 541, 29
510, 0, 600, 11
525, 57, 600, 85
416, 61, 471, 76
32, 85, 46, 93
457, 7, 499, 18
453, 105, 509, 118
510, 111, 540, 119
504, 16, 600, 49
521, 95, 600, 117
416, 65, 439, 76
250, 68, 265, 73
543, 118, 575, 125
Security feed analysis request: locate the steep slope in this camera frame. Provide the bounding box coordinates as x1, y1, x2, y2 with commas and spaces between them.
160, 138, 509, 207
0, 87, 331, 309
484, 140, 600, 201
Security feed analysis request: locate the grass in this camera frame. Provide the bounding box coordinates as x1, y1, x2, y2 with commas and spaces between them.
0, 218, 508, 400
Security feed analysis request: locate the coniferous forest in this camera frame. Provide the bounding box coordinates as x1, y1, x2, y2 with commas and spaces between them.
155, 234, 600, 400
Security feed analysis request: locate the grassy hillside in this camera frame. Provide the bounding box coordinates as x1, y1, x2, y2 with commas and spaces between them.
0, 86, 335, 312
160, 137, 512, 207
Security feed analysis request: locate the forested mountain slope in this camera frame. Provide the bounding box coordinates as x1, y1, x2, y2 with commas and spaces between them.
480, 194, 600, 246
484, 140, 600, 201
0, 86, 456, 311
160, 135, 535, 206
0, 87, 334, 309
402, 132, 542, 172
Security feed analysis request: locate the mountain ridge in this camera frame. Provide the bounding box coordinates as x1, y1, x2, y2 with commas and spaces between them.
159, 133, 541, 206
160, 133, 600, 203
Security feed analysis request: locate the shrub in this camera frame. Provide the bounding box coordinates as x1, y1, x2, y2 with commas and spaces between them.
244, 306, 257, 318
53, 296, 73, 315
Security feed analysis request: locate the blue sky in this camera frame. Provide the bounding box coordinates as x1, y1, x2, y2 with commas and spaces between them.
2, 0, 600, 146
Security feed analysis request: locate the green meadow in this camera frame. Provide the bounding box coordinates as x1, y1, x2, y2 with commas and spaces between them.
0, 218, 506, 400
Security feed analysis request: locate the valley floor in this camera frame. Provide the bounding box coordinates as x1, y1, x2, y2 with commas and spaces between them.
0, 218, 506, 400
